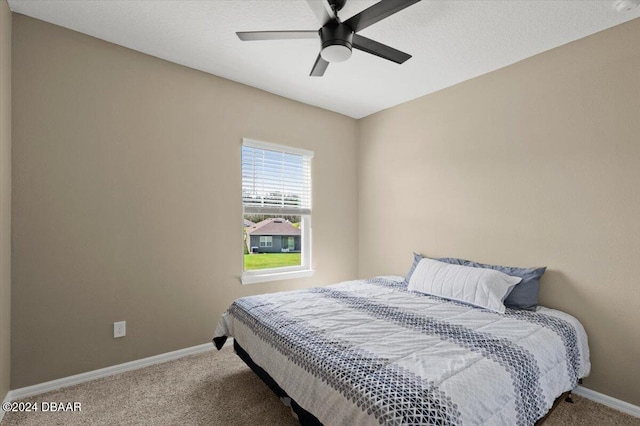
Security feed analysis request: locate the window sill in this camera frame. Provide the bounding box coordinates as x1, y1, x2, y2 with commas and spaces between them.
241, 269, 315, 285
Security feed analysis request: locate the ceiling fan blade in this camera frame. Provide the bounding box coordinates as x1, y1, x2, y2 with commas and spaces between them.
305, 0, 335, 26
310, 54, 329, 77
352, 34, 411, 64
344, 0, 421, 33
236, 31, 318, 41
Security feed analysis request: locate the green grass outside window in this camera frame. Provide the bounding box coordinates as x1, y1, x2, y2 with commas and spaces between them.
244, 253, 301, 270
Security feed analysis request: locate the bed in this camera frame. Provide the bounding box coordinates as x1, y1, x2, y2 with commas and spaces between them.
213, 276, 590, 425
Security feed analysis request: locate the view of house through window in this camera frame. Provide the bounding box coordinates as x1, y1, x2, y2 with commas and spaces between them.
241, 139, 313, 278
243, 214, 302, 271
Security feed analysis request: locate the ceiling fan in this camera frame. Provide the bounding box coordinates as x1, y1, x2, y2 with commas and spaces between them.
236, 0, 421, 77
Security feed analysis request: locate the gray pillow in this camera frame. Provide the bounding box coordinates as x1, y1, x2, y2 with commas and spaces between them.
406, 253, 546, 311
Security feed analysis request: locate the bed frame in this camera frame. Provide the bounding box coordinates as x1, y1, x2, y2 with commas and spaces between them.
233, 340, 577, 426
234, 341, 322, 425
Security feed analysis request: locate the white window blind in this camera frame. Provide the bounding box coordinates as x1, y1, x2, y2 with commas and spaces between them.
242, 139, 313, 216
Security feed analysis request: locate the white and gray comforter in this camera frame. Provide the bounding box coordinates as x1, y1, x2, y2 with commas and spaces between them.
214, 276, 590, 426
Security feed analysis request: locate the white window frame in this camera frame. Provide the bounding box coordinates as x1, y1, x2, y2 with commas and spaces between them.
259, 236, 273, 248
241, 138, 314, 284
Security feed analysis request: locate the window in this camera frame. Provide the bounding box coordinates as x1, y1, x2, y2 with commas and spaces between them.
241, 139, 313, 284
259, 236, 273, 247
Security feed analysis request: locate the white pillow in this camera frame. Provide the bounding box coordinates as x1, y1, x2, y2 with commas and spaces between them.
408, 258, 521, 313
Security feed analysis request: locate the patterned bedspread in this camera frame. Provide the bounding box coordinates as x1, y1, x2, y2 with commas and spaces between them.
213, 277, 590, 426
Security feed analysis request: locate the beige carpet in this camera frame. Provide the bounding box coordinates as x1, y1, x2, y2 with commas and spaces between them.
2, 345, 638, 426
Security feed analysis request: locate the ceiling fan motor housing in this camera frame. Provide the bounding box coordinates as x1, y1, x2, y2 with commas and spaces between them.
319, 23, 353, 63
327, 0, 347, 12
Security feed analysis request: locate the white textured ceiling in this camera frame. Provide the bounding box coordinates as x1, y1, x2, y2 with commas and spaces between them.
8, 0, 640, 118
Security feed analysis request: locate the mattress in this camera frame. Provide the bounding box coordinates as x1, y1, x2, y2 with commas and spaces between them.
213, 276, 590, 426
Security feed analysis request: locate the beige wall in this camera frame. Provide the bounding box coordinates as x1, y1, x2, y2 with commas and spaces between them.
358, 19, 640, 405
0, 0, 11, 403
10, 15, 358, 388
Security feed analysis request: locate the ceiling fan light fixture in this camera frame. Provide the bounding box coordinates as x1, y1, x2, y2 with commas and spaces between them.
321, 43, 352, 63
319, 23, 354, 63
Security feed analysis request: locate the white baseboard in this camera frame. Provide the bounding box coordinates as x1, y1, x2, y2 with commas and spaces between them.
574, 385, 640, 418
4, 340, 228, 403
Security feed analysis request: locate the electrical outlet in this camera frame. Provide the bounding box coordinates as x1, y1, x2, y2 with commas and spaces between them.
114, 321, 126, 338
